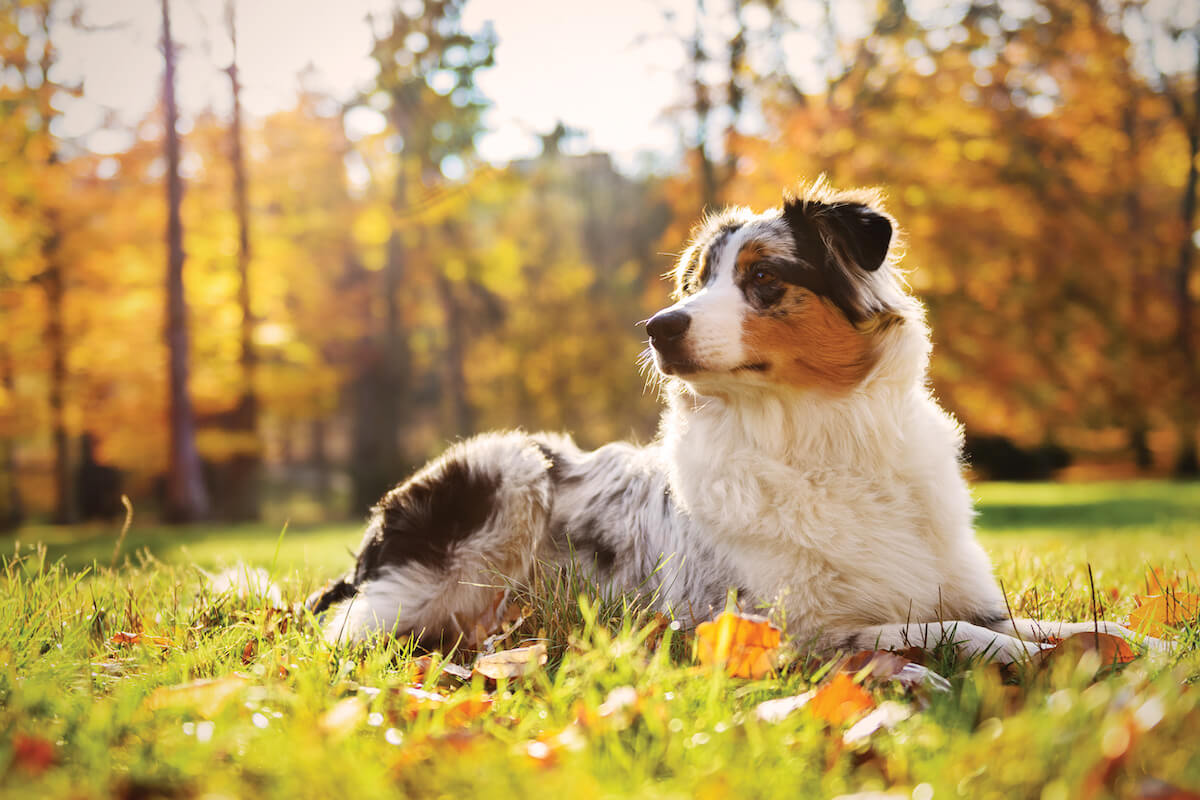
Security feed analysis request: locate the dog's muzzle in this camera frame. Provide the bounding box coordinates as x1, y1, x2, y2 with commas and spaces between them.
647, 309, 693, 373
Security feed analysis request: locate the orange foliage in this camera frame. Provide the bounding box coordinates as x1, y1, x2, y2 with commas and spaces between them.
808, 674, 876, 726
695, 611, 782, 678
1129, 594, 1200, 638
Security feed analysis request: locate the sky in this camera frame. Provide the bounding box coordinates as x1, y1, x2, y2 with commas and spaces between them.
42, 0, 714, 171
35, 0, 1199, 173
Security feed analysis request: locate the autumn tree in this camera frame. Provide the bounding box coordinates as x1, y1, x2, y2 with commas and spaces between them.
344, 0, 495, 511
717, 0, 1197, 472
1128, 0, 1200, 474
160, 0, 210, 521
215, 0, 261, 520
0, 0, 99, 522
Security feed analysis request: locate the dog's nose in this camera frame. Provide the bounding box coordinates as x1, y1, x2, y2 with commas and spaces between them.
647, 310, 691, 342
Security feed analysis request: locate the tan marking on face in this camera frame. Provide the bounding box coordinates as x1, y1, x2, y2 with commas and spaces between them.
741, 287, 894, 393
735, 242, 765, 278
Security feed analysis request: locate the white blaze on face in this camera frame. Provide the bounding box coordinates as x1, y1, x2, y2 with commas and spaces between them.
668, 225, 760, 373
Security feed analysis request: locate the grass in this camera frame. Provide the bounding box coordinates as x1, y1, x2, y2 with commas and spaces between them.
2, 481, 1198, 799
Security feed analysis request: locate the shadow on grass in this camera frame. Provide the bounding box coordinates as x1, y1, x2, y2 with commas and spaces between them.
977, 498, 1197, 531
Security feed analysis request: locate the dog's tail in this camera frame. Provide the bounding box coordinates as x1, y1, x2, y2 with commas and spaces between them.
316, 432, 556, 649
305, 575, 357, 616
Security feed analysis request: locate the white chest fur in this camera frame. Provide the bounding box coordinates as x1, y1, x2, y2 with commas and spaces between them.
660, 385, 1001, 636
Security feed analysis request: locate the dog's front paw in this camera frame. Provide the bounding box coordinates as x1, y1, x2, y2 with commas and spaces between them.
1137, 634, 1176, 655
991, 636, 1054, 664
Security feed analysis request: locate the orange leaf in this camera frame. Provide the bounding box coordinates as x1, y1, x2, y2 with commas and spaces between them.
1044, 632, 1136, 666
443, 695, 494, 726
1129, 593, 1200, 637
695, 611, 781, 678
808, 674, 875, 726
110, 631, 173, 648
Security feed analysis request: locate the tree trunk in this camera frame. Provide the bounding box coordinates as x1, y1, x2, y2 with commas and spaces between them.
222, 0, 261, 520
43, 233, 76, 524
309, 418, 331, 507
723, 0, 745, 183
691, 0, 718, 210
161, 0, 211, 521
436, 272, 473, 435
349, 166, 411, 513
0, 336, 22, 531
1172, 57, 1200, 477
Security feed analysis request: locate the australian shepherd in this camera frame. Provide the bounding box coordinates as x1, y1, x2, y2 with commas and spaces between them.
308, 179, 1161, 662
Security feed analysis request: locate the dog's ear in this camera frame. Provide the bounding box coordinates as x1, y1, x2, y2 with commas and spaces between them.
782, 193, 892, 273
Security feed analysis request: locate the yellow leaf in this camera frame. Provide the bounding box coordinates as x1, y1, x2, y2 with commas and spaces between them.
695, 611, 781, 678
1129, 594, 1200, 637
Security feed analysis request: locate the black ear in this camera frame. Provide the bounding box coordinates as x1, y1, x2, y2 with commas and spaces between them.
782, 194, 893, 272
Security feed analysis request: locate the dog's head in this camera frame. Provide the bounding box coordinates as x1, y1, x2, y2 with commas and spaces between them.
646, 179, 919, 396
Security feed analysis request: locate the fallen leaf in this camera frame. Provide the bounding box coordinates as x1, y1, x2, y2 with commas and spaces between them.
110, 631, 173, 649
473, 643, 548, 681
695, 611, 782, 678
809, 674, 876, 726
11, 733, 55, 776
1129, 593, 1200, 638
144, 674, 249, 717
840, 650, 951, 693
409, 654, 473, 685
1042, 631, 1136, 667
319, 697, 367, 737
444, 694, 494, 726
755, 691, 815, 723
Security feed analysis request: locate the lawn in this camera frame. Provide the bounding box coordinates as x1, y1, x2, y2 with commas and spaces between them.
1, 481, 1198, 799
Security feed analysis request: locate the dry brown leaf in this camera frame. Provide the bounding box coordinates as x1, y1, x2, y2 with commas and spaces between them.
473, 643, 548, 681
695, 611, 782, 678
840, 650, 951, 692
809, 673, 876, 726
1042, 631, 1136, 666
143, 674, 249, 717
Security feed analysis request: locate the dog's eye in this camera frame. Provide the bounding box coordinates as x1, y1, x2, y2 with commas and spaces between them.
751, 267, 776, 285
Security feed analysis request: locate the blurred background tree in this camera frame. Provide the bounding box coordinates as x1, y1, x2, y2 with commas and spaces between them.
0, 0, 1197, 527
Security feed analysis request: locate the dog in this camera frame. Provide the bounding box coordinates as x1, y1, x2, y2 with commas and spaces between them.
308, 178, 1161, 663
